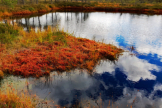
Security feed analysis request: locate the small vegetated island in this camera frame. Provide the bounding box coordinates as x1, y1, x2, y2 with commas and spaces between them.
0, 23, 123, 78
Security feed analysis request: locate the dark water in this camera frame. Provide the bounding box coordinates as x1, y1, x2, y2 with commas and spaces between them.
1, 12, 162, 108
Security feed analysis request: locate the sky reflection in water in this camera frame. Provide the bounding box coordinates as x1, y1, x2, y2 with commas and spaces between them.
1, 12, 162, 107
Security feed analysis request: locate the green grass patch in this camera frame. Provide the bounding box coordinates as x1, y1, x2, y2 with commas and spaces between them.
52, 31, 67, 45
0, 23, 19, 44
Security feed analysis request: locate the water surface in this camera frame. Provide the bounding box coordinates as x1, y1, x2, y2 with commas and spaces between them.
1, 12, 162, 108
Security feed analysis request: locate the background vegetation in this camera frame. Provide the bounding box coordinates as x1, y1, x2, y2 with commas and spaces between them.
0, 0, 162, 8
0, 0, 162, 18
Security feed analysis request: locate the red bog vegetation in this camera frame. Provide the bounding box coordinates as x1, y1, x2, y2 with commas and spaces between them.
2, 34, 123, 78
13, 10, 32, 15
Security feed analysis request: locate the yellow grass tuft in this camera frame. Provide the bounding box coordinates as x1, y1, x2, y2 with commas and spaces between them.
0, 85, 38, 108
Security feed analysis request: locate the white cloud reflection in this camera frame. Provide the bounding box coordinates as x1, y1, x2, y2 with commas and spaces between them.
94, 60, 116, 74
106, 87, 162, 108
117, 52, 159, 82
29, 70, 162, 108
84, 86, 162, 108
154, 83, 162, 91
95, 52, 159, 82
29, 70, 98, 107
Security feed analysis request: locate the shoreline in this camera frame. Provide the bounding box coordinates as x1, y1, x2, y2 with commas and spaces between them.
0, 2, 162, 19
56, 6, 162, 14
